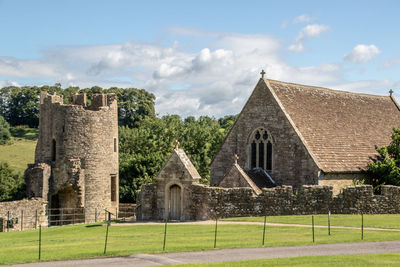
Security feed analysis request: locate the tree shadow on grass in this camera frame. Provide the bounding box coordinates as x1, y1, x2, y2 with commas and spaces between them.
10, 126, 39, 141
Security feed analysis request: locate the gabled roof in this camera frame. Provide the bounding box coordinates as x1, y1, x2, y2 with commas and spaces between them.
244, 168, 277, 188
157, 148, 201, 181
265, 79, 400, 173
219, 163, 262, 194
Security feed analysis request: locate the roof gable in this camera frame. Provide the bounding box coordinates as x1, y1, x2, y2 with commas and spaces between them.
219, 163, 262, 194
157, 148, 201, 181
266, 79, 400, 172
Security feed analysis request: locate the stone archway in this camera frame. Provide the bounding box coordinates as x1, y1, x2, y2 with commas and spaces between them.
50, 185, 81, 225
169, 185, 181, 220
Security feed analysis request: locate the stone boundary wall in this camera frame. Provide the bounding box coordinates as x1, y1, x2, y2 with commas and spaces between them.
138, 184, 400, 221
0, 198, 48, 231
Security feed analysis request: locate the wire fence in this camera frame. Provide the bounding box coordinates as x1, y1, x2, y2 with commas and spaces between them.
1, 212, 399, 265
0, 204, 136, 232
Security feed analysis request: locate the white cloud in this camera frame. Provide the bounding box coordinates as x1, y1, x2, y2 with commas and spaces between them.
0, 28, 395, 118
0, 80, 20, 88
288, 24, 330, 52
328, 79, 399, 97
344, 44, 381, 63
380, 57, 400, 69
288, 43, 304, 53
293, 14, 314, 24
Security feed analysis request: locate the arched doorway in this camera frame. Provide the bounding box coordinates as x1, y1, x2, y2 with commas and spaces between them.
50, 186, 81, 225
169, 185, 181, 220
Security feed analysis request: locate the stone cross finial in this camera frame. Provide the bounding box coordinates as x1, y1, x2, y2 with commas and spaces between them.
389, 89, 394, 96
174, 140, 180, 149
260, 69, 266, 79
234, 154, 239, 164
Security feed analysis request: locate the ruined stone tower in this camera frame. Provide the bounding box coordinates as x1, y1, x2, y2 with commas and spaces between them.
25, 92, 119, 222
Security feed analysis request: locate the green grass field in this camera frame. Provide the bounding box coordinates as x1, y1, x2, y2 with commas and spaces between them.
1, 221, 400, 265
0, 126, 37, 173
176, 254, 400, 266
222, 214, 400, 229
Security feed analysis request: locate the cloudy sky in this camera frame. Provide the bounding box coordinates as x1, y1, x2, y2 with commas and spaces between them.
1, 0, 399, 118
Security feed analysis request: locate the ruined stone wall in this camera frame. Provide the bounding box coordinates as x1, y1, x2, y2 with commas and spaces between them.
210, 79, 319, 188
138, 184, 400, 221
26, 92, 119, 222
0, 198, 48, 231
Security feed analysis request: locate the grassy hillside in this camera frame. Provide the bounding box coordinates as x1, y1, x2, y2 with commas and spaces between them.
0, 127, 37, 173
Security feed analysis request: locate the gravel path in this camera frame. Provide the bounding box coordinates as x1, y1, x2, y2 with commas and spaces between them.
114, 220, 400, 232
13, 240, 400, 267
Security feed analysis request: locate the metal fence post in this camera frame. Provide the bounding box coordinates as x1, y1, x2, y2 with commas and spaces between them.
163, 217, 168, 251
361, 213, 364, 240
21, 210, 23, 231
38, 225, 42, 260
312, 215, 315, 243
262, 215, 267, 245
328, 211, 331, 236
7, 211, 9, 232
35, 210, 38, 229
95, 208, 97, 223
214, 217, 218, 248
104, 211, 111, 254
48, 208, 51, 226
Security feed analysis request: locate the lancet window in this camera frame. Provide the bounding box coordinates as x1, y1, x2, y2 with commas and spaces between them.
248, 127, 272, 171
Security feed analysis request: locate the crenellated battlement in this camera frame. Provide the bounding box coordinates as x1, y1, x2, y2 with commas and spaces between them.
40, 91, 63, 105
40, 91, 117, 110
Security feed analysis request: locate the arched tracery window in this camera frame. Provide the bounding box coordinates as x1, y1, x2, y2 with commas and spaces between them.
248, 127, 272, 171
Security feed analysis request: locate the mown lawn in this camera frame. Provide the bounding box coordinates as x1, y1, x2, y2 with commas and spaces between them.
222, 214, 400, 229
175, 253, 400, 266
0, 126, 37, 173
1, 221, 400, 265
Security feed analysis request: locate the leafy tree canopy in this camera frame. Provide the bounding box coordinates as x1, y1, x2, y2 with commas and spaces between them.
0, 162, 25, 201
367, 127, 400, 188
118, 114, 234, 202
0, 115, 11, 145
0, 85, 155, 128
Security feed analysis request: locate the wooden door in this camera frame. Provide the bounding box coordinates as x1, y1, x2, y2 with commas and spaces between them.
169, 185, 181, 220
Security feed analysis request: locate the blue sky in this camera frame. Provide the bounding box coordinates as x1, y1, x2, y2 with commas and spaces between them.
1, 0, 399, 117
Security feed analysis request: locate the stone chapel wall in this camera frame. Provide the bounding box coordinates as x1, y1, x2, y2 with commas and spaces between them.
210, 80, 319, 189
137, 184, 400, 221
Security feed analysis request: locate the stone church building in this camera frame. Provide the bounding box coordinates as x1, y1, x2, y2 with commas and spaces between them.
212, 75, 400, 193
137, 73, 400, 221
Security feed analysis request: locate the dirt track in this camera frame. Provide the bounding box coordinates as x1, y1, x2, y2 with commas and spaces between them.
13, 240, 400, 266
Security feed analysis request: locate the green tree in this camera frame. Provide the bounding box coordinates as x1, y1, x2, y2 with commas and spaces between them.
106, 87, 156, 128
0, 115, 11, 145
367, 127, 400, 188
218, 114, 238, 131
118, 115, 227, 202
0, 162, 25, 201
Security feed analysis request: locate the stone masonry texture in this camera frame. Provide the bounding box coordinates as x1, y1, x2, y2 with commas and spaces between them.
138, 183, 400, 221
210, 79, 319, 189
23, 92, 119, 223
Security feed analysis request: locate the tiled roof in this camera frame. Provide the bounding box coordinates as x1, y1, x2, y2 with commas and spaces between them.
244, 168, 277, 189
266, 79, 400, 173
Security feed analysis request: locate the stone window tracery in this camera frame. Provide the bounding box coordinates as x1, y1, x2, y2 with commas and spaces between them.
248, 127, 272, 171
